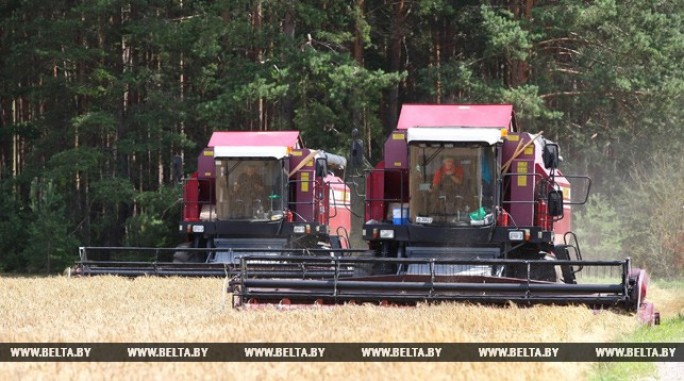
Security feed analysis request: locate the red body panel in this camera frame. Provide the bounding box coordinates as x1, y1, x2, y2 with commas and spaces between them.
183, 175, 200, 222
502, 133, 536, 226
501, 132, 574, 234
289, 148, 316, 223
365, 162, 386, 222
327, 176, 351, 247
384, 131, 408, 169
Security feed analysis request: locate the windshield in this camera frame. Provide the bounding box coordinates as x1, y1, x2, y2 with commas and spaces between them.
408, 144, 496, 226
215, 159, 286, 220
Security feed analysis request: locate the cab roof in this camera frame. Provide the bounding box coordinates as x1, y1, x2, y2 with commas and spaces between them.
208, 131, 303, 159
396, 104, 518, 132
208, 131, 302, 148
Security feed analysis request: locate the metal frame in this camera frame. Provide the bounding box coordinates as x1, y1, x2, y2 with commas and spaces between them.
76, 247, 370, 277
231, 255, 636, 310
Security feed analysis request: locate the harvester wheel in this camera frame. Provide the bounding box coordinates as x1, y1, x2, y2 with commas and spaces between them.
232, 292, 243, 308
542, 252, 563, 283
507, 252, 560, 282
628, 268, 649, 312
371, 242, 398, 275
553, 245, 577, 284
279, 298, 291, 306
173, 242, 209, 263
172, 242, 192, 263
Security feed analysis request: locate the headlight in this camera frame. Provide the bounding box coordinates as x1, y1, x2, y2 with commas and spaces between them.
416, 216, 433, 224
380, 229, 395, 239
508, 230, 524, 241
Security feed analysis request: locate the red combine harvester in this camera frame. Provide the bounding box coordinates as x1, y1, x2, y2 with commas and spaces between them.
231, 104, 659, 324
77, 130, 354, 277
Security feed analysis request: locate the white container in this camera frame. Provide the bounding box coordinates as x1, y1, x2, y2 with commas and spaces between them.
390, 203, 409, 225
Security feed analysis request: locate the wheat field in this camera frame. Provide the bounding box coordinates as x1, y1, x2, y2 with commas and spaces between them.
1, 276, 680, 381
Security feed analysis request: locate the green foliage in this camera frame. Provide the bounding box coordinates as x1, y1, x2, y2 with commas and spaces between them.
0, 180, 29, 272
500, 85, 563, 121
619, 152, 684, 278
480, 5, 536, 61
573, 194, 626, 261
576, 149, 684, 278
589, 284, 684, 381
272, 46, 403, 155
528, 0, 684, 190
1, 0, 683, 274
91, 178, 136, 206
47, 147, 103, 180
70, 112, 117, 138
124, 186, 182, 248
591, 356, 655, 381
21, 179, 78, 274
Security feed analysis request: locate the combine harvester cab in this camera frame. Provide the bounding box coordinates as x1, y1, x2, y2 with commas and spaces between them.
232, 105, 658, 324
78, 130, 358, 277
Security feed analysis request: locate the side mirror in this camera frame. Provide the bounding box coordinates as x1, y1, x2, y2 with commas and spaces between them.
542, 141, 560, 169
350, 128, 364, 168
315, 157, 328, 178
548, 190, 564, 217
171, 155, 183, 183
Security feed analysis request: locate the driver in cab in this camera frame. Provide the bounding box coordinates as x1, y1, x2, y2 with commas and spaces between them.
234, 164, 267, 218
432, 157, 463, 191
431, 157, 466, 217
236, 164, 265, 196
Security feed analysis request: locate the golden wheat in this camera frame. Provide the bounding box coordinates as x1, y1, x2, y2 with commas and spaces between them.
0, 275, 676, 381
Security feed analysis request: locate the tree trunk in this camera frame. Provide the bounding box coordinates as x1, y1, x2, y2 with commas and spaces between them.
281, 0, 296, 128
353, 0, 365, 65
115, 4, 131, 244
432, 16, 441, 103
385, 0, 407, 134
507, 0, 533, 87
